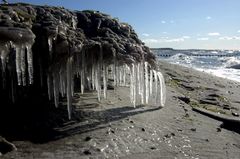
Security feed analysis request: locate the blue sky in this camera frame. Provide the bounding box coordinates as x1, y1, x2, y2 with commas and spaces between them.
8, 0, 240, 49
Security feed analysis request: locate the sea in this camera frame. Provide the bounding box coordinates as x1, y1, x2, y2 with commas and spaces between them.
152, 48, 240, 83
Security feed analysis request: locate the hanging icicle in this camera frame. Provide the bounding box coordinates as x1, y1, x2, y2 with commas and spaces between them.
26, 45, 33, 84
66, 57, 73, 120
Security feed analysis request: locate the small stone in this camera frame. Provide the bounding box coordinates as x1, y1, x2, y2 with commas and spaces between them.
164, 134, 171, 138
150, 146, 156, 150
205, 139, 209, 142
141, 128, 145, 132
232, 112, 239, 117
130, 120, 134, 123
83, 149, 91, 155
111, 130, 115, 133
190, 128, 196, 132
85, 136, 92, 141
217, 127, 221, 132
171, 133, 175, 136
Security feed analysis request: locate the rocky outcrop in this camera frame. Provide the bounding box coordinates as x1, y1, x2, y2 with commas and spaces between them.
0, 3, 165, 119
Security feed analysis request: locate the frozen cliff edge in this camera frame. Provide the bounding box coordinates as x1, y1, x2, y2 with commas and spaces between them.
0, 3, 166, 119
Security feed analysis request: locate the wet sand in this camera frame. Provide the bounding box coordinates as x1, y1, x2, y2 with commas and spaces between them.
2, 61, 240, 159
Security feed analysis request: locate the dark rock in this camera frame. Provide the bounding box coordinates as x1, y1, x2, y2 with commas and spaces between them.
190, 128, 196, 132
141, 128, 145, 132
217, 127, 221, 132
83, 149, 91, 155
178, 96, 190, 104
85, 136, 92, 141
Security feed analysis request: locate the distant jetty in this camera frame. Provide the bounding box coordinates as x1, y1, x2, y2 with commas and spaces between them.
151, 48, 240, 57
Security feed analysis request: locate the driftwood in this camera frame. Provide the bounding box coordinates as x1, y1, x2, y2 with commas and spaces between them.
192, 107, 240, 125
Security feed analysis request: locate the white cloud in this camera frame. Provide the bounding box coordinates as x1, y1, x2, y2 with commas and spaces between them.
197, 37, 209, 41
143, 37, 185, 44
143, 38, 159, 43
238, 30, 240, 33
165, 38, 185, 42
235, 36, 240, 40
182, 36, 191, 39
206, 16, 212, 20
142, 33, 150, 37
162, 32, 168, 34
161, 20, 166, 24
219, 36, 233, 40
219, 36, 240, 40
208, 32, 220, 36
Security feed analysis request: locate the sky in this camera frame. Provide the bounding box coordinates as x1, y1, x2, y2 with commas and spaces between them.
8, 0, 240, 50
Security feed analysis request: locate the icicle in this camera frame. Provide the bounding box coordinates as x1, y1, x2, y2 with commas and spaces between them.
0, 50, 7, 76
133, 64, 136, 107
66, 57, 73, 120
15, 46, 22, 85
48, 38, 53, 53
91, 63, 95, 90
153, 70, 158, 106
123, 64, 126, 86
20, 46, 26, 86
95, 62, 101, 101
1, 49, 7, 89
103, 64, 107, 99
130, 64, 133, 104
113, 50, 117, 86
119, 66, 122, 86
145, 62, 149, 104
53, 72, 59, 108
48, 37, 53, 59
96, 45, 103, 101
150, 69, 153, 96
59, 71, 64, 97
157, 72, 166, 107
26, 45, 33, 84
80, 49, 85, 94
137, 63, 141, 94
87, 76, 91, 90
139, 61, 145, 104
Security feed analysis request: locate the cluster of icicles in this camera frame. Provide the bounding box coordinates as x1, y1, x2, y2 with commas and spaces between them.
46, 45, 166, 119
0, 41, 166, 120
0, 42, 34, 102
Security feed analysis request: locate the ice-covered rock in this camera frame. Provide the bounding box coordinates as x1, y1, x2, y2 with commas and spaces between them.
0, 3, 165, 119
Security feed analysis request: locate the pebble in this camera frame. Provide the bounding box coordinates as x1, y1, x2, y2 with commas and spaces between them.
85, 136, 92, 141
232, 112, 239, 117
190, 128, 196, 132
83, 149, 91, 155
217, 127, 221, 132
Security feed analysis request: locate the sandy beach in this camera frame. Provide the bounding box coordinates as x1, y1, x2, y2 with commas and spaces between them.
1, 60, 240, 159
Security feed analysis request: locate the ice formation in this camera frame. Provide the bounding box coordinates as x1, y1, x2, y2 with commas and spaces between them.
0, 4, 166, 120
0, 42, 166, 119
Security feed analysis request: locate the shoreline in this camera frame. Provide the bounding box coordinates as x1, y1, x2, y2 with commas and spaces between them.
2, 60, 240, 158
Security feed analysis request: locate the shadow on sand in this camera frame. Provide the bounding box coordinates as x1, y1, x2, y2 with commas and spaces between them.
0, 95, 162, 144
